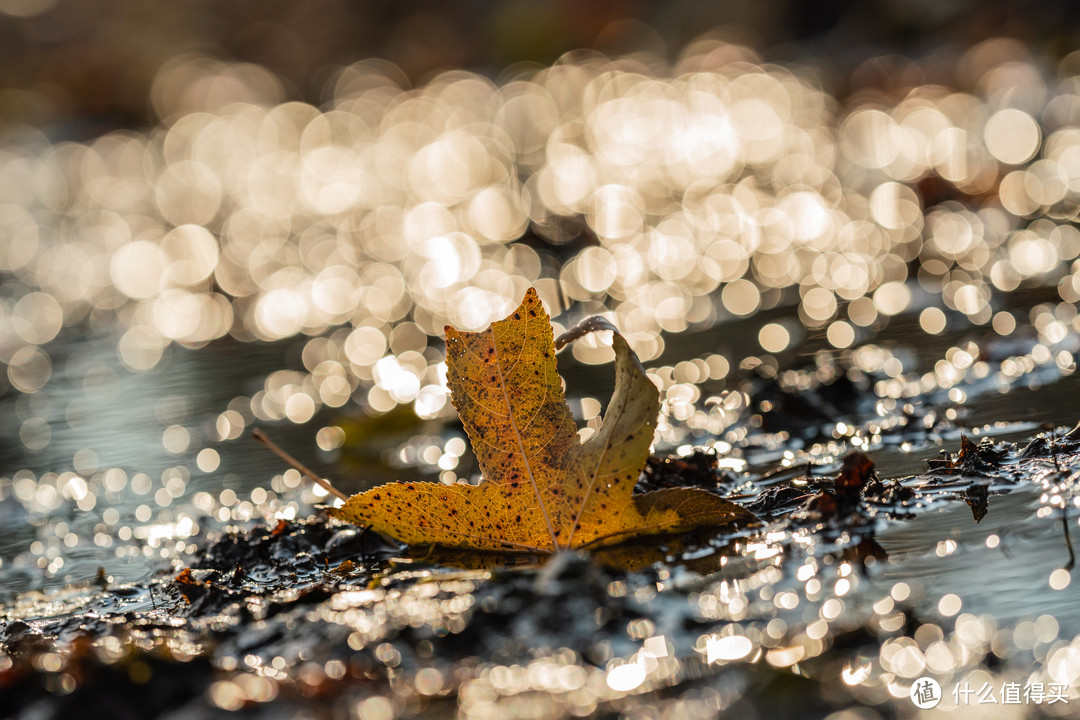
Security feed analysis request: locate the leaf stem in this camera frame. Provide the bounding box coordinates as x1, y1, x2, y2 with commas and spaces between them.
252, 428, 349, 502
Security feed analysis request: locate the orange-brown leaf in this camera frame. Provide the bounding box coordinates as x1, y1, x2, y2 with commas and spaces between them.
331, 288, 758, 553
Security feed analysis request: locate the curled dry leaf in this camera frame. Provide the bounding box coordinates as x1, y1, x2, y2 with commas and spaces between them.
332, 288, 759, 554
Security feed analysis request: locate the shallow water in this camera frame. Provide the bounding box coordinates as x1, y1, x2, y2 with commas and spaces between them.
0, 334, 332, 598
876, 486, 1080, 633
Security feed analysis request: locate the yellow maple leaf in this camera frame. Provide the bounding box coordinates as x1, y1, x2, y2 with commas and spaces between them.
332, 288, 758, 553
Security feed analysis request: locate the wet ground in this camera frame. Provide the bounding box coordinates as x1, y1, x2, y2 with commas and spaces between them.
2, 313, 1080, 719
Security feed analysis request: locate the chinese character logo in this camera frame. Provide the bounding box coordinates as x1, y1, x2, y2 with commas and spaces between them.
911, 677, 942, 709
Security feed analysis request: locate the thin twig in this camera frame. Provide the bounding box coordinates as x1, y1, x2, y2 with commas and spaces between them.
1046, 424, 1074, 570
252, 428, 349, 502
1050, 424, 1062, 473
1064, 506, 1076, 572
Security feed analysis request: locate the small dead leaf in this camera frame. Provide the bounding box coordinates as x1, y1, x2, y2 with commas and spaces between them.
333, 288, 758, 554
833, 452, 875, 499
964, 483, 989, 523
804, 451, 876, 519
928, 433, 1007, 473
331, 560, 357, 575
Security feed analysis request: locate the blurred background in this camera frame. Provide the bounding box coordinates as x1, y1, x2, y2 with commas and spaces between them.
3, 0, 1080, 593
4, 0, 1080, 133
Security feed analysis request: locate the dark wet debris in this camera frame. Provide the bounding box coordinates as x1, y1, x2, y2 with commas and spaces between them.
193, 514, 398, 574
926, 434, 1012, 477
745, 483, 817, 519
963, 482, 990, 523
813, 453, 877, 514
745, 452, 907, 527
1020, 419, 1080, 459
637, 448, 736, 493
174, 514, 398, 616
